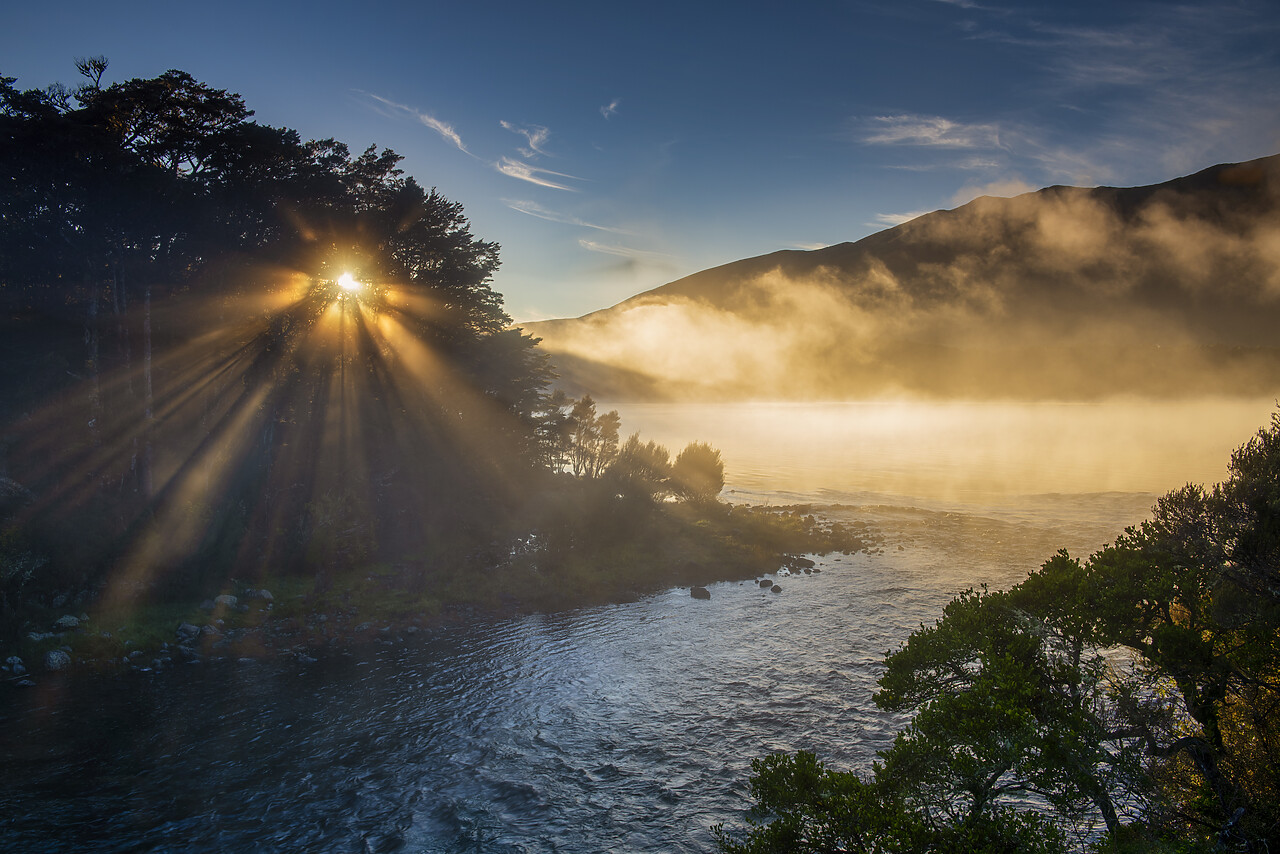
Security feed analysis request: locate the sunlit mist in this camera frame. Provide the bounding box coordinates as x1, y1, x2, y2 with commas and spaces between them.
525, 158, 1280, 402
611, 399, 1278, 506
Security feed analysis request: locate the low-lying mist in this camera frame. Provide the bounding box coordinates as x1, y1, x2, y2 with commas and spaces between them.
610, 398, 1278, 504
528, 156, 1280, 401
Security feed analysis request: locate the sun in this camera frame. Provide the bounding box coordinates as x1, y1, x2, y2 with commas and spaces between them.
337, 272, 361, 293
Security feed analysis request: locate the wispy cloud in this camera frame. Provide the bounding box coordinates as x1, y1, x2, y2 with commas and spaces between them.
789, 242, 830, 251
496, 157, 583, 191
358, 92, 470, 154
578, 239, 669, 261
872, 210, 932, 227
504, 199, 627, 233
500, 120, 551, 158
600, 98, 621, 120
862, 114, 1003, 148
931, 2, 1280, 181
883, 156, 1004, 172
865, 112, 1116, 186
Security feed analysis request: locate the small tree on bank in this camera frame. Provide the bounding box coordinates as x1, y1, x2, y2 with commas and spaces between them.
607, 433, 671, 503
565, 395, 621, 479
671, 441, 725, 505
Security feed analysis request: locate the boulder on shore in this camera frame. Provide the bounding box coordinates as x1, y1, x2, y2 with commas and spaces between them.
690, 586, 711, 600
43, 649, 71, 671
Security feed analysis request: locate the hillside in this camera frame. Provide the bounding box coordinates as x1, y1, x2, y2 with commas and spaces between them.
524, 155, 1280, 400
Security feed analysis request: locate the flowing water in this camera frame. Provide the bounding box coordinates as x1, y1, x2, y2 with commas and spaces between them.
1, 399, 1273, 852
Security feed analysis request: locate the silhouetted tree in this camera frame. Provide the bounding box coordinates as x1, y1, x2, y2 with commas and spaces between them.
670, 441, 725, 505
0, 61, 555, 602
606, 433, 670, 503
529, 389, 574, 471
566, 395, 621, 479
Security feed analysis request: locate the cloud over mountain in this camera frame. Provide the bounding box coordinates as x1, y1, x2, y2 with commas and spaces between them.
524, 155, 1280, 400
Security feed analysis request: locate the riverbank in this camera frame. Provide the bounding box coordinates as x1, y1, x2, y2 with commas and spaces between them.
2, 501, 873, 685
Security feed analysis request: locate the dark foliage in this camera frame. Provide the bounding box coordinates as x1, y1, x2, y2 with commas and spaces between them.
0, 62, 553, 625
717, 410, 1280, 853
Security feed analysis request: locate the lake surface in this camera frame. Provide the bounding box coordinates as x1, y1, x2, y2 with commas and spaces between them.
2, 399, 1273, 852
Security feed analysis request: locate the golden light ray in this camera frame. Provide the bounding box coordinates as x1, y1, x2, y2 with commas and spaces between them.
14, 318, 279, 518
7, 251, 537, 621
103, 381, 276, 612
370, 310, 528, 492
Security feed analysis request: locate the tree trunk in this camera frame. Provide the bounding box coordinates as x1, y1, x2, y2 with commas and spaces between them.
1091, 784, 1122, 838
142, 280, 154, 500
85, 272, 101, 448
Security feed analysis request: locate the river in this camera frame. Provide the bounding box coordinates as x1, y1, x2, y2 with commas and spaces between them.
1, 399, 1273, 852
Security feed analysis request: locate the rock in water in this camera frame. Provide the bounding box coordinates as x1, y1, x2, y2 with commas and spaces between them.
758, 579, 772, 588
771, 584, 782, 593
52, 615, 80, 631
690, 586, 711, 600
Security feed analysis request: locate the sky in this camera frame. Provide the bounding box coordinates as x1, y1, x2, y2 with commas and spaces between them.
4, 0, 1280, 321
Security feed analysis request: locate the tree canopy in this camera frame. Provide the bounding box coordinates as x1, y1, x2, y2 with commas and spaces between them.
670, 441, 725, 504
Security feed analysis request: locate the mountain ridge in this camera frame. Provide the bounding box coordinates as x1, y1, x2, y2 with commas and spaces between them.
525, 154, 1280, 400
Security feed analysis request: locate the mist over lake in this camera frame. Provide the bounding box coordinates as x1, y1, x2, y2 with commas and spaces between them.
612, 399, 1275, 505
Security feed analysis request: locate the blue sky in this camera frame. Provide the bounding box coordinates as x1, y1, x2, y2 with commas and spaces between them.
5, 0, 1279, 320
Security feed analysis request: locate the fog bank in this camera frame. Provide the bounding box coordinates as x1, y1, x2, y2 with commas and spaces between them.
527, 156, 1280, 400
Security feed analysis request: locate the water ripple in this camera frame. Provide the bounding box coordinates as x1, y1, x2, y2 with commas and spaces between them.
0, 494, 1145, 852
